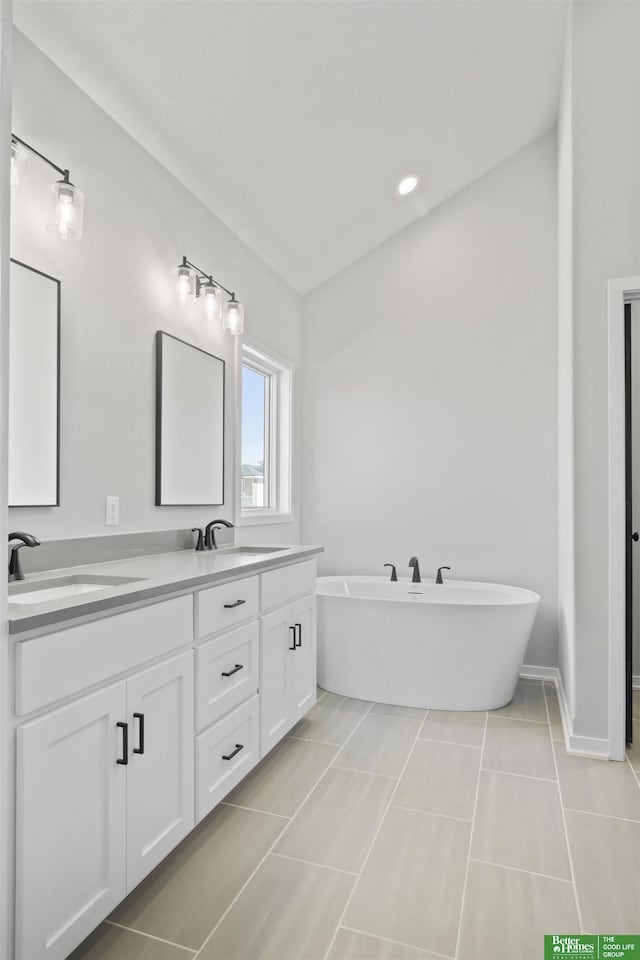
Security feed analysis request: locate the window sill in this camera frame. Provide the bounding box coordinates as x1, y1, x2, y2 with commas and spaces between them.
236, 511, 295, 527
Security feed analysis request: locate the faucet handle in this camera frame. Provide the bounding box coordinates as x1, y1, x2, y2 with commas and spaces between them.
191, 528, 205, 552
436, 566, 451, 584
383, 564, 398, 582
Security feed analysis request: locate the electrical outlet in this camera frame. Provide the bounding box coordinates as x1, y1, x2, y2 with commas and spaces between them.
105, 496, 119, 526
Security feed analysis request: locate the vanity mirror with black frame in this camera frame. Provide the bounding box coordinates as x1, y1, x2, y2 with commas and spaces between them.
155, 331, 225, 505
9, 258, 60, 507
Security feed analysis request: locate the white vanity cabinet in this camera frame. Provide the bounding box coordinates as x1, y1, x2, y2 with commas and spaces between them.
12, 553, 319, 960
260, 568, 317, 755
16, 649, 194, 960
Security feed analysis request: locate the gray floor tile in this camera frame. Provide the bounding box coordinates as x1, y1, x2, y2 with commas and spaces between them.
275, 766, 395, 872
370, 703, 427, 722
69, 924, 193, 960
110, 804, 283, 949
626, 720, 640, 771
226, 735, 338, 817
329, 928, 438, 960
291, 694, 371, 744
633, 689, 640, 720
344, 806, 469, 956
543, 680, 558, 695
419, 710, 485, 747
334, 715, 419, 777
471, 770, 571, 879
457, 860, 579, 960
554, 745, 640, 821
490, 680, 548, 723
545, 693, 564, 741
394, 738, 480, 820
483, 716, 556, 780
566, 810, 640, 933
199, 853, 354, 959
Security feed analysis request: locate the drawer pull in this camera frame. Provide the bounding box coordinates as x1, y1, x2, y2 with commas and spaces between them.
133, 712, 145, 755
224, 599, 246, 609
221, 663, 244, 678
116, 721, 129, 766
289, 625, 297, 650
222, 743, 244, 761
295, 622, 302, 648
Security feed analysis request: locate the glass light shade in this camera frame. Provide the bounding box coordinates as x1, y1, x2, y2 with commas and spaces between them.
222, 298, 244, 335
47, 179, 84, 239
199, 280, 223, 322
10, 142, 27, 204
172, 263, 196, 306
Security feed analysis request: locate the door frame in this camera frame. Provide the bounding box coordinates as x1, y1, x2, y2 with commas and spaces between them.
608, 276, 640, 760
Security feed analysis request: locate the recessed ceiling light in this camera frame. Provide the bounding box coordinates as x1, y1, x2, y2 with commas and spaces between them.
396, 174, 419, 197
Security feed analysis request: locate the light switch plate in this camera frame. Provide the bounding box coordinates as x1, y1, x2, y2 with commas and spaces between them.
105, 496, 119, 526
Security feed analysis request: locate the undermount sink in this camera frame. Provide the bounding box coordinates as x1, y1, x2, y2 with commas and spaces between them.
220, 546, 285, 556
8, 574, 145, 606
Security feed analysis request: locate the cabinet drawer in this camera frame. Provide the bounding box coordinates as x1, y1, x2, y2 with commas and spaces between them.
196, 622, 259, 731
196, 576, 259, 639
196, 694, 260, 822
15, 596, 193, 716
260, 560, 317, 612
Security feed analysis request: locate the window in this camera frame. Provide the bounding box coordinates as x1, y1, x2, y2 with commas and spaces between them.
239, 344, 292, 522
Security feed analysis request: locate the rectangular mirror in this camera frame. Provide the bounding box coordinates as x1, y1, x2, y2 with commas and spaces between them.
9, 259, 60, 507
156, 331, 225, 505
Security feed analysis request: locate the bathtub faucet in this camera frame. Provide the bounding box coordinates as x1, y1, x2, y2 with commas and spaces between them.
436, 566, 451, 584
408, 557, 421, 583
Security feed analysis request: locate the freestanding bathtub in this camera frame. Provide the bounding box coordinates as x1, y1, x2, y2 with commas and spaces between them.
317, 577, 540, 711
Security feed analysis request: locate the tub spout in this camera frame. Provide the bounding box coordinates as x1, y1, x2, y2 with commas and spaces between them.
408, 557, 421, 583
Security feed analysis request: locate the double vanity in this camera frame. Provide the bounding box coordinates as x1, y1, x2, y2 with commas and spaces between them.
8, 543, 321, 960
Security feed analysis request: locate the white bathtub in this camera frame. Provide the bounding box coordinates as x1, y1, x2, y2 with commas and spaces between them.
317, 577, 540, 711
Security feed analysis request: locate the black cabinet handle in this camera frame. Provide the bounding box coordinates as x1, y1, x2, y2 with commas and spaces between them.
133, 712, 145, 755
289, 625, 297, 650
295, 622, 302, 648
224, 599, 246, 609
222, 743, 244, 761
116, 721, 129, 765
633, 532, 639, 542
221, 663, 244, 677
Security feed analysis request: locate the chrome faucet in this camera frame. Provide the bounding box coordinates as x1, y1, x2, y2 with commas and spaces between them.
8, 531, 40, 582
205, 519, 234, 550
408, 557, 421, 584
436, 566, 451, 584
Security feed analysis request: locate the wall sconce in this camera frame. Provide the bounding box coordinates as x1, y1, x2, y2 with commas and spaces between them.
11, 133, 85, 240
172, 256, 244, 335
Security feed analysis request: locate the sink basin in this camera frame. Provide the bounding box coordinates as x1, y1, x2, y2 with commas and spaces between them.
9, 575, 145, 606
220, 546, 284, 556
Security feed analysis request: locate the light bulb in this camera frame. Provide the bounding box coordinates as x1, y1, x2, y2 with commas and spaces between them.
199, 280, 223, 322
47, 179, 84, 239
396, 174, 419, 197
222, 297, 244, 335
10, 142, 27, 204
172, 263, 196, 306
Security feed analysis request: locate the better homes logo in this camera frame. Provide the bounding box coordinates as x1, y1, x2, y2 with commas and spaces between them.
545, 936, 597, 958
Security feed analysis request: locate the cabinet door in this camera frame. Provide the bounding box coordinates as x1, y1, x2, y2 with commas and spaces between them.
16, 683, 127, 960
126, 651, 195, 891
260, 604, 295, 755
291, 594, 317, 722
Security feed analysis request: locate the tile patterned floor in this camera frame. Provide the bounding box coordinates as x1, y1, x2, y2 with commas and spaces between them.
70, 683, 640, 960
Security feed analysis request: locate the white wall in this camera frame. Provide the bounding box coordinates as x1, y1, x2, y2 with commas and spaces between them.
302, 132, 558, 668
9, 32, 302, 544
558, 0, 640, 744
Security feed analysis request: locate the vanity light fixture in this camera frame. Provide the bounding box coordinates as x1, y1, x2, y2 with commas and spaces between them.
10, 133, 85, 239
172, 256, 244, 335
396, 174, 419, 197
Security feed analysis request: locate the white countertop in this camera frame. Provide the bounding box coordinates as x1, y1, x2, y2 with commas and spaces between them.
8, 544, 323, 635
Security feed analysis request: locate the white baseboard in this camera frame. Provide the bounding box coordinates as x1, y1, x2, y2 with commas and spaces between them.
519, 665, 611, 760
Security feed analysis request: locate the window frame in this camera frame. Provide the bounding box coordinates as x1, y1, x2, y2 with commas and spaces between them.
236, 340, 293, 525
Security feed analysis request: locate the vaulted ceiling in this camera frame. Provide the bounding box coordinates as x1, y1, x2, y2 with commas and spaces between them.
13, 1, 568, 292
